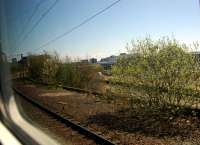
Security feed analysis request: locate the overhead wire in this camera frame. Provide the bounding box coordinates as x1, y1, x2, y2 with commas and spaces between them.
15, 0, 60, 51
11, 0, 46, 52
32, 0, 122, 52
19, 0, 46, 41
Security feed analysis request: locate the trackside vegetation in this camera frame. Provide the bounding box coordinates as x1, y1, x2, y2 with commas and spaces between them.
12, 37, 200, 142
14, 37, 200, 115
26, 52, 103, 91
109, 37, 200, 115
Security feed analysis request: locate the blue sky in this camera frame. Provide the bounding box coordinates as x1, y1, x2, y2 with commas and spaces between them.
5, 0, 200, 59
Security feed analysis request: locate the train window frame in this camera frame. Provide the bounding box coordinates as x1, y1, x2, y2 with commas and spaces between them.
0, 0, 59, 145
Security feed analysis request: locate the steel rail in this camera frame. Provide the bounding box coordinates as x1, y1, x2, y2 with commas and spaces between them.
13, 87, 116, 145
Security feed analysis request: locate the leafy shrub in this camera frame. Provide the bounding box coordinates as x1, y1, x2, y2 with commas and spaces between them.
110, 37, 200, 113
57, 60, 103, 90
27, 52, 103, 90
27, 52, 60, 84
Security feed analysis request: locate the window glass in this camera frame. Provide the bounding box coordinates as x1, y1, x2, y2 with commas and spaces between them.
2, 0, 200, 145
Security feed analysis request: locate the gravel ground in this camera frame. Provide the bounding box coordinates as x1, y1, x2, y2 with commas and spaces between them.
17, 94, 97, 145
14, 81, 200, 145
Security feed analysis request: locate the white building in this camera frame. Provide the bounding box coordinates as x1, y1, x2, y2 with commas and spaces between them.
98, 53, 127, 69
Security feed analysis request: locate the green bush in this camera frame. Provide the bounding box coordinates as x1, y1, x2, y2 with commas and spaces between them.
110, 37, 200, 112
57, 60, 103, 90
27, 52, 60, 84
27, 52, 103, 90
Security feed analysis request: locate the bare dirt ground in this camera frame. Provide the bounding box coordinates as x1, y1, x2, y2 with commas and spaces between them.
14, 80, 200, 145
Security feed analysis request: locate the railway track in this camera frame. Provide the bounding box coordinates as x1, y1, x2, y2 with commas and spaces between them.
18, 78, 200, 111
14, 87, 116, 145
17, 95, 96, 145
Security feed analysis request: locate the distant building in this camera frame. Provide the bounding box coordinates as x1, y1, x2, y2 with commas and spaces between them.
191, 51, 200, 60
98, 55, 118, 69
98, 53, 129, 70
81, 59, 88, 63
18, 56, 28, 66
89, 58, 97, 64
12, 58, 17, 63
120, 53, 127, 56
100, 55, 117, 63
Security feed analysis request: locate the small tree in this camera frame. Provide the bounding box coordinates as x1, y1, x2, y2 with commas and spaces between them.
27, 52, 61, 85
27, 53, 49, 81
42, 52, 60, 84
